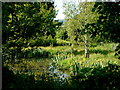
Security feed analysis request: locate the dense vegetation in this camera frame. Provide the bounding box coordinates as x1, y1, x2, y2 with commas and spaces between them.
2, 1, 120, 89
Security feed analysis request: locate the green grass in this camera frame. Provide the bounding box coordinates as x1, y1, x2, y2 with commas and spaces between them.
52, 43, 120, 71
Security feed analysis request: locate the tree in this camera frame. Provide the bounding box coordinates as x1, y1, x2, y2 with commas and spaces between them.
92, 2, 120, 43
63, 2, 99, 58
92, 2, 120, 59
2, 2, 57, 45
55, 21, 68, 40
2, 2, 58, 61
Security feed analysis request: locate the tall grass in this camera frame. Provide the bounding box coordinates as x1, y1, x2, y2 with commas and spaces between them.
53, 43, 119, 72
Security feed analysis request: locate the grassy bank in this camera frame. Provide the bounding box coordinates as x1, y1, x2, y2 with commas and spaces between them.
55, 43, 120, 71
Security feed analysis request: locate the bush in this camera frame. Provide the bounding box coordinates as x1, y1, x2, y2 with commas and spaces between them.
21, 47, 51, 58
115, 43, 120, 59
3, 63, 120, 89
70, 63, 120, 89
2, 46, 18, 62
2, 46, 52, 62
2, 66, 36, 89
2, 66, 68, 89
56, 39, 71, 46
56, 30, 68, 40
29, 36, 57, 46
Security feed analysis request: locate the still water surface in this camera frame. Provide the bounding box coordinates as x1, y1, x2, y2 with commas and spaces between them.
18, 58, 70, 79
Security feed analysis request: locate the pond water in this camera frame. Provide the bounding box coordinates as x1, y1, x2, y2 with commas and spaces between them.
37, 58, 70, 79
14, 58, 70, 80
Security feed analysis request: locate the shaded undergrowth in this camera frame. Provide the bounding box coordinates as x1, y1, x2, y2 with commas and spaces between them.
72, 48, 113, 56
3, 63, 120, 89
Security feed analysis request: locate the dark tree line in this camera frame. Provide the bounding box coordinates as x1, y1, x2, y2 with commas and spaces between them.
2, 2, 60, 46
2, 2, 62, 62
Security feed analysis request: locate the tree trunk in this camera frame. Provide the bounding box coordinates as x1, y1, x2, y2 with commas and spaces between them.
85, 34, 89, 58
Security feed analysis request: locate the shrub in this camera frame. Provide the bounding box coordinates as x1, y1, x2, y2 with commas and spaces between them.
3, 63, 120, 89
56, 39, 71, 46
70, 63, 120, 89
29, 36, 57, 46
115, 44, 120, 59
2, 46, 52, 62
2, 66, 68, 89
21, 47, 51, 58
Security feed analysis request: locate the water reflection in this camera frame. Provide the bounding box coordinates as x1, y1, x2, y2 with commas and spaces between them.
13, 58, 70, 80
48, 64, 69, 80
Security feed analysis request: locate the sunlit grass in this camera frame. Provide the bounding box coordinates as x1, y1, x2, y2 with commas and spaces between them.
54, 43, 119, 71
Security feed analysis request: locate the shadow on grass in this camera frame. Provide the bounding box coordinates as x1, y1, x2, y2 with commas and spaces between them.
73, 49, 113, 55
89, 49, 113, 55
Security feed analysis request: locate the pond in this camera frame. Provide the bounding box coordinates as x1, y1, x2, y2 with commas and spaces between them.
12, 58, 70, 80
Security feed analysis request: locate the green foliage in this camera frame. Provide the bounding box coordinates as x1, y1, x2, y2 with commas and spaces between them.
56, 29, 68, 40
3, 66, 68, 89
63, 2, 120, 46
92, 2, 120, 43
3, 43, 120, 89
2, 2, 60, 62
3, 1, 120, 89
2, 2, 57, 44
21, 47, 50, 58
63, 2, 100, 46
56, 39, 71, 46
115, 44, 120, 59
3, 63, 120, 89
54, 43, 119, 70
29, 36, 57, 47
2, 46, 51, 62
70, 63, 120, 89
